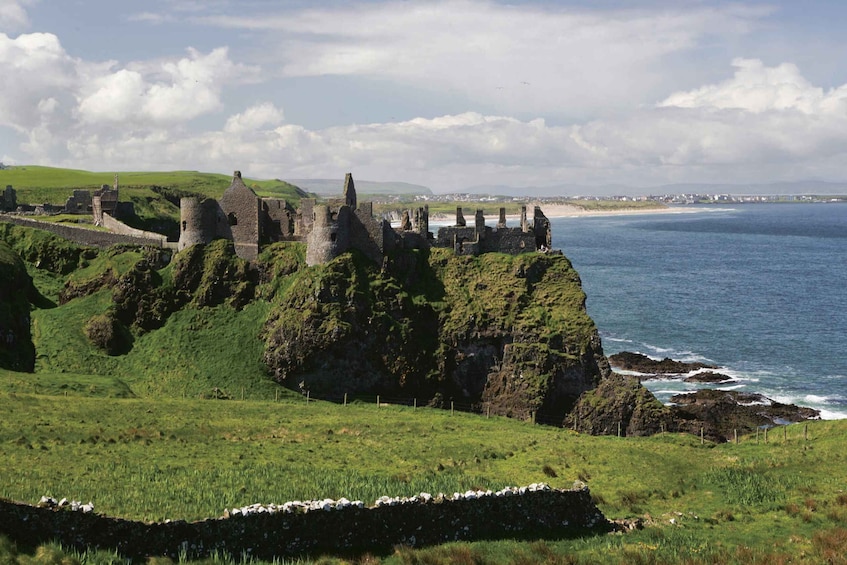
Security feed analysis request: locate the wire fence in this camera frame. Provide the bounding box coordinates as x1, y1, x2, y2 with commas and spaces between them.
283, 388, 816, 445
5, 379, 817, 445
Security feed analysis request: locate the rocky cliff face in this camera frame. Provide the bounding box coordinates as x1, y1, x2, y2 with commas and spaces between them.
262, 248, 610, 423
0, 241, 36, 371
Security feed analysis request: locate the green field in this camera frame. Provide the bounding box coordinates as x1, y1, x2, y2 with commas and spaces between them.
1, 166, 308, 241
1, 391, 846, 564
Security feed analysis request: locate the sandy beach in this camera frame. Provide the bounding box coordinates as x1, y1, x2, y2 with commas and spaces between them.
428, 203, 705, 225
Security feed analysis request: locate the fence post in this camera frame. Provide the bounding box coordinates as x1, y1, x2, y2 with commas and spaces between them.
344, 393, 347, 407
531, 411, 536, 424
764, 427, 768, 444
377, 394, 380, 407
306, 391, 310, 404
414, 398, 417, 410
700, 427, 704, 445
617, 421, 622, 437
734, 429, 738, 444
451, 401, 454, 416
804, 423, 808, 441
487, 405, 490, 419
756, 427, 759, 443
783, 426, 787, 442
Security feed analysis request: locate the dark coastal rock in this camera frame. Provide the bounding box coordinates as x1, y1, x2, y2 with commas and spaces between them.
683, 371, 733, 384
567, 373, 675, 436
668, 389, 820, 442
609, 351, 717, 375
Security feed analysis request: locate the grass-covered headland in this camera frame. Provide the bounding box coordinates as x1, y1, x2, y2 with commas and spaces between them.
1, 200, 846, 563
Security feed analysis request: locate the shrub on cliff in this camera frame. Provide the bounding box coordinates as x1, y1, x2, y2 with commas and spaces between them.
84, 310, 132, 355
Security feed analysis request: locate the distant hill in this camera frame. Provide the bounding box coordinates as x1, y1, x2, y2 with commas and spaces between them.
462, 180, 847, 198
287, 178, 432, 196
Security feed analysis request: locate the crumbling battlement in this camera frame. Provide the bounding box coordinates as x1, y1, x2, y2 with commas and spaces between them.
178, 171, 554, 265
435, 205, 552, 256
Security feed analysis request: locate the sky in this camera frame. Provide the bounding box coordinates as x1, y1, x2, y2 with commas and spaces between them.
2, 0, 847, 193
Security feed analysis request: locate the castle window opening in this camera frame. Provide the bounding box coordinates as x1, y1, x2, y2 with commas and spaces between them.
182, 221, 187, 231
228, 212, 238, 226
330, 232, 337, 242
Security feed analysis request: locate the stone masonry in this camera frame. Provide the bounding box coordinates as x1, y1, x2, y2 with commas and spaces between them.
177, 171, 553, 264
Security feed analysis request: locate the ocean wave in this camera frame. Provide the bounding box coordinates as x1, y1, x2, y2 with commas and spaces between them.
716, 384, 746, 392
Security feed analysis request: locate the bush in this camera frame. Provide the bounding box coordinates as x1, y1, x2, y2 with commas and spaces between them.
84, 311, 132, 355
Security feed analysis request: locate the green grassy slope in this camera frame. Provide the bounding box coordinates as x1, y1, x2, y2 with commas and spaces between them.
1, 165, 308, 240
0, 394, 845, 563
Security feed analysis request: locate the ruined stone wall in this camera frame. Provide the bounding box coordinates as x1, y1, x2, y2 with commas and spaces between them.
295, 198, 315, 237
435, 207, 549, 256
95, 188, 119, 216
0, 216, 164, 248
261, 198, 294, 240
63, 190, 92, 214
2, 186, 17, 212
0, 488, 606, 561
91, 196, 103, 226
100, 213, 167, 245
218, 173, 261, 261
350, 203, 388, 264
485, 229, 536, 254
435, 226, 479, 254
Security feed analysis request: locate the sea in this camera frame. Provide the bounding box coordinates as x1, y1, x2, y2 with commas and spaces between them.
549, 203, 847, 420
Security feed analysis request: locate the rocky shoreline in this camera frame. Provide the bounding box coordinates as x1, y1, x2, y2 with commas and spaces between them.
602, 351, 820, 442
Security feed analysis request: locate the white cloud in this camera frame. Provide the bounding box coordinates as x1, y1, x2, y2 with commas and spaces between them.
5, 4, 847, 191
77, 47, 259, 125
196, 1, 772, 117
224, 102, 284, 133
659, 58, 847, 115
0, 0, 33, 31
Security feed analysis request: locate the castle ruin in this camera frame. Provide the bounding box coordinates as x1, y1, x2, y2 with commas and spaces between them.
178, 171, 552, 264
1, 186, 16, 212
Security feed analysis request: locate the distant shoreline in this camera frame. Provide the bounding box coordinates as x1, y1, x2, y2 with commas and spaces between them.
427, 204, 709, 225
530, 203, 695, 219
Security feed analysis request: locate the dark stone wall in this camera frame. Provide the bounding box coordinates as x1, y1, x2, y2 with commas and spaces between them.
0, 488, 606, 561
351, 205, 388, 264
261, 198, 294, 240
1, 216, 164, 249
435, 225, 537, 256
218, 174, 261, 261
487, 230, 535, 254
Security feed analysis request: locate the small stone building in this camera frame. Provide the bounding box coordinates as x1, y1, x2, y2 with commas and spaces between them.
1, 186, 16, 212
178, 171, 295, 261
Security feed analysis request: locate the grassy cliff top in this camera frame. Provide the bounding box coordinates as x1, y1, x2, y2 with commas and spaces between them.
0, 165, 305, 204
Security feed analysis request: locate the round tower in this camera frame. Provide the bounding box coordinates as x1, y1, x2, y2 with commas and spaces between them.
179, 197, 212, 251
306, 205, 351, 265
